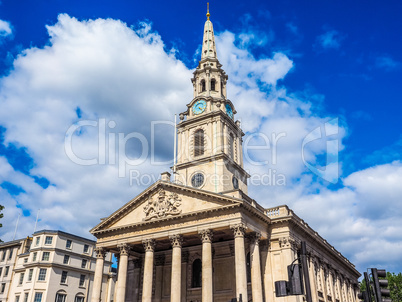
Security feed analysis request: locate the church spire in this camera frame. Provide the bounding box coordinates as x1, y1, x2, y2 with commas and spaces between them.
201, 3, 217, 59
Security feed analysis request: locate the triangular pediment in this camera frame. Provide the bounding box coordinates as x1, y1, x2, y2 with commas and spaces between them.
90, 181, 243, 234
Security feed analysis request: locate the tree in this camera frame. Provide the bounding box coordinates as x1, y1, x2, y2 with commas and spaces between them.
387, 272, 402, 302
360, 272, 402, 302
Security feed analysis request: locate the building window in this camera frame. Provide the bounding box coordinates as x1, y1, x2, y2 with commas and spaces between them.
246, 252, 251, 283
28, 269, 33, 282
63, 255, 70, 264
33, 252, 37, 262
55, 292, 66, 302
38, 268, 47, 281
75, 295, 85, 302
192, 259, 202, 288
8, 249, 13, 260
4, 266, 9, 277
0, 267, 2, 277
60, 271, 68, 284
45, 236, 53, 245
191, 173, 205, 188
16, 295, 20, 302
42, 252, 50, 261
83, 245, 89, 254
35, 237, 40, 246
81, 259, 87, 269
66, 240, 72, 249
34, 293, 43, 302
1, 250, 6, 261
24, 293, 29, 302
1, 283, 5, 293
200, 79, 206, 92
194, 129, 204, 157
211, 79, 216, 91
19, 272, 25, 285
79, 275, 85, 287
24, 258, 28, 263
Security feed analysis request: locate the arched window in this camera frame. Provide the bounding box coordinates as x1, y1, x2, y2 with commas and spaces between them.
55, 291, 67, 302
194, 130, 204, 157
200, 80, 206, 92
211, 79, 216, 91
74, 294, 85, 302
246, 252, 251, 283
192, 259, 202, 288
229, 133, 234, 159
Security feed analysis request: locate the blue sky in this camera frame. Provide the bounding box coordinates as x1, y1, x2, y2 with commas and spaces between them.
0, 0, 401, 275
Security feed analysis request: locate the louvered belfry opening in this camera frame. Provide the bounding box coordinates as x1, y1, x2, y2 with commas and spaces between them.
194, 129, 205, 157
201, 80, 206, 92
211, 78, 216, 91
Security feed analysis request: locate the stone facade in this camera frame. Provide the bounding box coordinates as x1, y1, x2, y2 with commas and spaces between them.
90, 11, 360, 302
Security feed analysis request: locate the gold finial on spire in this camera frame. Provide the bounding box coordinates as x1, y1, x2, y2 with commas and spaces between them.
206, 2, 210, 20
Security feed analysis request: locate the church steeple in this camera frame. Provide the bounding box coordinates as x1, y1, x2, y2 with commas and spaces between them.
201, 4, 217, 59
175, 8, 249, 195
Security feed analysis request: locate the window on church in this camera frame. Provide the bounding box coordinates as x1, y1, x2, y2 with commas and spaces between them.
211, 79, 216, 91
200, 80, 206, 92
229, 133, 234, 159
192, 259, 202, 288
246, 252, 251, 283
194, 130, 204, 157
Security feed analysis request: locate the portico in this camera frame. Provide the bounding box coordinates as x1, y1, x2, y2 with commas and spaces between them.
91, 181, 269, 302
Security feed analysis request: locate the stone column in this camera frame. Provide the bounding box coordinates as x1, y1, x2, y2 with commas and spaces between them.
308, 256, 318, 302
231, 224, 248, 302
328, 269, 336, 302
250, 232, 263, 302
142, 239, 155, 302
115, 244, 129, 302
199, 229, 213, 302
170, 235, 183, 302
91, 247, 107, 302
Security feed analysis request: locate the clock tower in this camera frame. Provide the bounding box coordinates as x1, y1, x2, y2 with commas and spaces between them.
175, 8, 249, 194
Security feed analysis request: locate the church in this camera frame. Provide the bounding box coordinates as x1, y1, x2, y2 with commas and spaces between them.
89, 9, 360, 302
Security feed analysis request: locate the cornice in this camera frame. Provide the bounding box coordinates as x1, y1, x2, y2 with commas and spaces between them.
270, 212, 360, 278
175, 153, 250, 178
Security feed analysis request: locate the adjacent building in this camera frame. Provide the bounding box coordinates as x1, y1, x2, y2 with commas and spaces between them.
0, 237, 32, 302
89, 10, 360, 302
1, 230, 114, 302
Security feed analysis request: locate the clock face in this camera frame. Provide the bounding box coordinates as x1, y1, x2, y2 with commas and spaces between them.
225, 103, 233, 119
192, 100, 207, 115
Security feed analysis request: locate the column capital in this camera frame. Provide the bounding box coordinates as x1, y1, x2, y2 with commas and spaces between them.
169, 234, 183, 248
142, 239, 156, 252
248, 232, 261, 244
117, 243, 129, 256
199, 229, 213, 243
95, 247, 107, 259
231, 223, 247, 238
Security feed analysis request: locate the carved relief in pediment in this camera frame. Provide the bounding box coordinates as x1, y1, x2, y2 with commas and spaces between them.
143, 189, 182, 221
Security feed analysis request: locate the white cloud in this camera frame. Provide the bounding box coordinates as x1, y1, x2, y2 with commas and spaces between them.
0, 19, 12, 37
375, 55, 400, 71
315, 29, 344, 50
